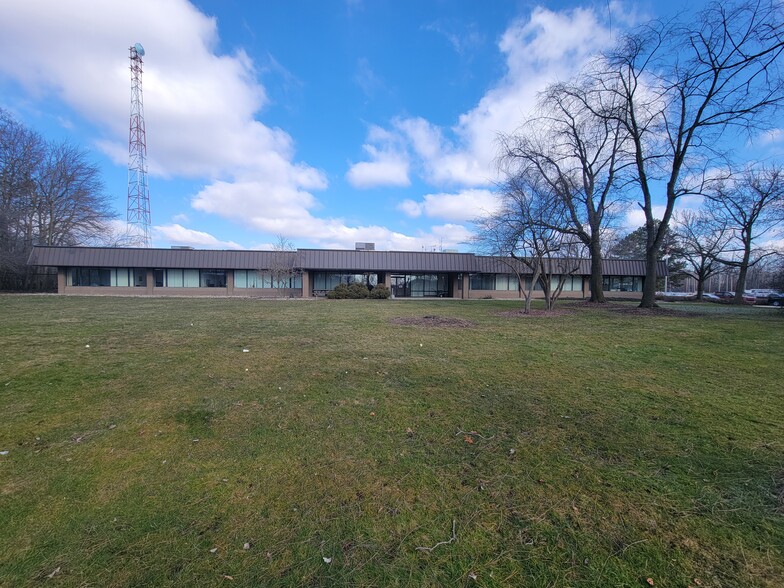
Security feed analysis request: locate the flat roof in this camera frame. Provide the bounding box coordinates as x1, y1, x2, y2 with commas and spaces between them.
27, 246, 667, 277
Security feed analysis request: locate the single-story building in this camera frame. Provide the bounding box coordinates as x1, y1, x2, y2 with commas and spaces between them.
27, 245, 667, 299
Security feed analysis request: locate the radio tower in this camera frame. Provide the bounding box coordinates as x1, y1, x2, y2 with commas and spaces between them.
127, 42, 151, 247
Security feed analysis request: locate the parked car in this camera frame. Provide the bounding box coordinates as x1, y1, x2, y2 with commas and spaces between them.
767, 292, 784, 306
711, 291, 757, 304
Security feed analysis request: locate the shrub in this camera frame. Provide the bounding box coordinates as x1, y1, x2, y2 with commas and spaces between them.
326, 282, 373, 299
326, 283, 351, 299
347, 283, 370, 298
369, 284, 391, 299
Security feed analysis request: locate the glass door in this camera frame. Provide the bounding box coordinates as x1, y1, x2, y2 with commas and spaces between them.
391, 275, 409, 298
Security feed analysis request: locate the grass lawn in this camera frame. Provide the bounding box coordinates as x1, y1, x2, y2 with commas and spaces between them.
0, 295, 782, 587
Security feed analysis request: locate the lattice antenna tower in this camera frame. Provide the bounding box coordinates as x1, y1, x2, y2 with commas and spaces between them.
127, 42, 151, 247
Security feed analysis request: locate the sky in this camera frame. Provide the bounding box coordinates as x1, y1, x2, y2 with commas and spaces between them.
0, 0, 781, 252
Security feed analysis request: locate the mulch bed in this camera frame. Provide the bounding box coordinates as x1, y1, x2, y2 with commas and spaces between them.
390, 315, 477, 328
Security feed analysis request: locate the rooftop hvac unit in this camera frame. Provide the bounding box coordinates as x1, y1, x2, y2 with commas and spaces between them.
355, 242, 375, 251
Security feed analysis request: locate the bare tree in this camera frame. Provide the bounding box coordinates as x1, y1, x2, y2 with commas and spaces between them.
583, 0, 784, 307
0, 110, 114, 290
265, 235, 301, 297
499, 80, 628, 303
673, 209, 732, 299
704, 164, 784, 303
475, 174, 581, 313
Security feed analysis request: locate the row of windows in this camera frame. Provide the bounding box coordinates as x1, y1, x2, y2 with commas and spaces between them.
69, 268, 302, 289
467, 274, 583, 292
234, 270, 302, 289
69, 268, 148, 287
312, 272, 378, 291
602, 276, 643, 292
67, 268, 641, 293
390, 274, 450, 297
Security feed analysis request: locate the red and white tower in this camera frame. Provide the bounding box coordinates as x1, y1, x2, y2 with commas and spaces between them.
127, 42, 151, 247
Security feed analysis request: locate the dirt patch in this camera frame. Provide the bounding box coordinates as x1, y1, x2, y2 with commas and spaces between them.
496, 307, 576, 318
581, 301, 703, 317
390, 315, 477, 328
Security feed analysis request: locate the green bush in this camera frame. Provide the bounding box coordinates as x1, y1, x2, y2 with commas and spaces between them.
326, 283, 351, 299
369, 284, 391, 299
326, 282, 373, 299
347, 283, 370, 298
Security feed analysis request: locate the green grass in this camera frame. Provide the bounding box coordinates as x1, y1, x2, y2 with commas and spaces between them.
0, 295, 782, 587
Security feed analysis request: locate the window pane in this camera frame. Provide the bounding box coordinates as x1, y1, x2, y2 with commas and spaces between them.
234, 270, 247, 288
134, 269, 147, 287
200, 270, 226, 288
183, 269, 199, 287
167, 269, 183, 287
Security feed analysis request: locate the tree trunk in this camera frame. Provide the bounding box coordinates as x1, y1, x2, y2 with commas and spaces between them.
696, 278, 704, 301
588, 240, 605, 303
639, 250, 659, 308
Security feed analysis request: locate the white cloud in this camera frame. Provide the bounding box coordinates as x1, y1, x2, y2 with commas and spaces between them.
153, 223, 243, 249
351, 6, 618, 188
190, 177, 470, 251
0, 0, 326, 199
346, 125, 410, 188
346, 146, 410, 188
755, 128, 783, 146
398, 189, 500, 222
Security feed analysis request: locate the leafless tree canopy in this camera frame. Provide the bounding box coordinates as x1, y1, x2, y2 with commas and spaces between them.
673, 209, 732, 299
584, 0, 784, 306
0, 110, 115, 290
498, 80, 629, 303
475, 173, 582, 313
703, 163, 784, 302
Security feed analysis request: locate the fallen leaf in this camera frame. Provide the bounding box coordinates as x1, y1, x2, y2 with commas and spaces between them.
243, 542, 251, 550
223, 575, 234, 580
694, 580, 702, 586
323, 557, 332, 564
464, 436, 474, 444
47, 567, 61, 579
646, 578, 654, 586
468, 571, 478, 580
509, 448, 516, 455
209, 548, 218, 553
370, 412, 376, 416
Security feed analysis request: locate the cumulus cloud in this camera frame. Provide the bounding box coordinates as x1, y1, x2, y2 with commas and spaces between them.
398, 189, 500, 222
0, 0, 328, 226
352, 6, 618, 188
346, 125, 410, 188
153, 223, 243, 249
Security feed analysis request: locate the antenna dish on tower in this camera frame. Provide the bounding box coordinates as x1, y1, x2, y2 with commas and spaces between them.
133, 43, 145, 56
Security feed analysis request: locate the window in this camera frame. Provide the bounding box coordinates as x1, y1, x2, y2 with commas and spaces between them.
312, 272, 376, 292
236, 270, 302, 289
470, 273, 496, 290
70, 268, 111, 287
134, 269, 147, 287
602, 276, 643, 292
200, 270, 226, 288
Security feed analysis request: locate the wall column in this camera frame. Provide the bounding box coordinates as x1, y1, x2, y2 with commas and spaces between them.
301, 271, 311, 298
146, 269, 154, 295
462, 273, 469, 299
57, 268, 67, 294
226, 270, 235, 296
450, 273, 460, 299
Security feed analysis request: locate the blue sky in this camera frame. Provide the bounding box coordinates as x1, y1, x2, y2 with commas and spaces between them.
1, 0, 781, 251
